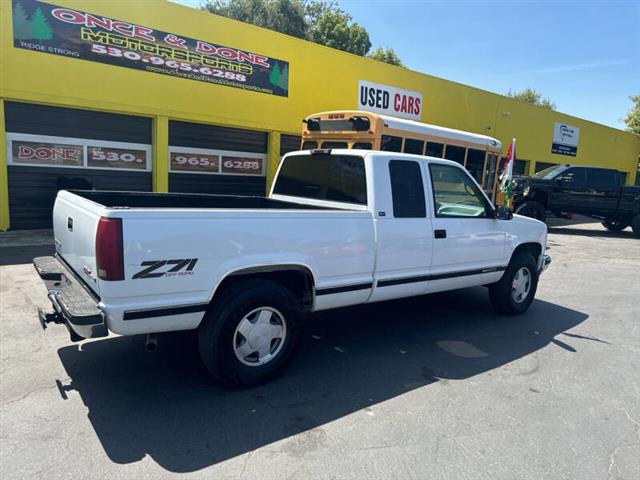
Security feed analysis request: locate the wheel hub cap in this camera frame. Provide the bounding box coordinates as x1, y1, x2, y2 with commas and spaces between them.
233, 307, 287, 367
511, 267, 531, 303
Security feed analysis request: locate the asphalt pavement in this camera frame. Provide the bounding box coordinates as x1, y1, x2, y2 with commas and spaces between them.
0, 218, 638, 479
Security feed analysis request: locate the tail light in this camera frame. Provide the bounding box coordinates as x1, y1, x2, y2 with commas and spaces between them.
96, 217, 124, 281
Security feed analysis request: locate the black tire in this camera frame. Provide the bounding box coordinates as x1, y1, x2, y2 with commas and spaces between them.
198, 279, 302, 387
489, 253, 539, 315
602, 219, 628, 231
515, 201, 547, 223
632, 214, 640, 238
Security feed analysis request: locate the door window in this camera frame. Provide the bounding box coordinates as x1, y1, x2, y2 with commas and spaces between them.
389, 160, 426, 218
556, 167, 587, 185
429, 164, 491, 218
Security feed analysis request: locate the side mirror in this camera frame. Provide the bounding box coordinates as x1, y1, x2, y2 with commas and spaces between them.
495, 205, 513, 220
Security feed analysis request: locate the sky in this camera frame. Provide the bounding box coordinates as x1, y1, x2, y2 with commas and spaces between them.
172, 0, 639, 130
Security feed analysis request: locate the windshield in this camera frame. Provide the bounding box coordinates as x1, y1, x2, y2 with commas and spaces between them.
273, 154, 367, 205
533, 165, 567, 179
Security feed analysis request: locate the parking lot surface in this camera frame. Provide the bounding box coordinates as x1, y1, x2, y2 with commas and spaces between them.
1, 219, 639, 479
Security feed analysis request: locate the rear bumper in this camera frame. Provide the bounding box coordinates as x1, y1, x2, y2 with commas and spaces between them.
33, 256, 108, 340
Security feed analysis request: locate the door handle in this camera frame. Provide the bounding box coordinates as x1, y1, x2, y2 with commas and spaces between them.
434, 229, 447, 239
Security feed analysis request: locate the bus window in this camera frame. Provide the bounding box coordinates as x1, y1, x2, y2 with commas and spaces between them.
321, 141, 348, 149
302, 141, 318, 150
381, 135, 402, 152
444, 145, 466, 165
425, 142, 444, 158
485, 153, 498, 190
466, 149, 486, 183
403, 138, 424, 155
353, 142, 372, 149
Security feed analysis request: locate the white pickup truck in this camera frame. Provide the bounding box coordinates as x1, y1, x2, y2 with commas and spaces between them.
34, 149, 550, 386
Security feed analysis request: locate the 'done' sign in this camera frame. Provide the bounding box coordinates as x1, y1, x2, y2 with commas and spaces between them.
358, 80, 423, 120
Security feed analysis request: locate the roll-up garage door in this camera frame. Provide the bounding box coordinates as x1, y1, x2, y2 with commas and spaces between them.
168, 120, 267, 196
5, 102, 152, 229
280, 134, 302, 157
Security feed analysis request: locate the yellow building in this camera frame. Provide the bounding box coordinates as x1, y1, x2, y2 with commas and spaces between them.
1, 0, 639, 229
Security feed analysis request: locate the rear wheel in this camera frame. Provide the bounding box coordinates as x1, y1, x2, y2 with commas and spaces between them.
489, 253, 539, 315
602, 219, 628, 231
632, 214, 640, 238
515, 201, 547, 223
198, 279, 302, 387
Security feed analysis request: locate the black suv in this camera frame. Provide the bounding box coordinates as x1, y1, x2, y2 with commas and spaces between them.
512, 164, 640, 236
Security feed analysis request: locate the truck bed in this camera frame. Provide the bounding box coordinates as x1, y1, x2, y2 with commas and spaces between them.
68, 190, 337, 210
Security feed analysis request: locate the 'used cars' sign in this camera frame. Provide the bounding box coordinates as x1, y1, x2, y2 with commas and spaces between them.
552, 122, 580, 156
358, 80, 422, 120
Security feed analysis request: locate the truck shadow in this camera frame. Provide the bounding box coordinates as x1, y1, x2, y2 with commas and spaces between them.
56, 287, 587, 473
547, 226, 636, 239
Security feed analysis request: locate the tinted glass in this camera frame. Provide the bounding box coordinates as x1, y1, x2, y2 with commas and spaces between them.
381, 135, 402, 152
301, 141, 318, 150
534, 162, 559, 174
465, 149, 486, 183
533, 164, 565, 179
429, 164, 489, 218
587, 168, 618, 187
306, 117, 370, 132
321, 141, 348, 149
514, 160, 528, 175
403, 138, 425, 155
353, 142, 372, 149
556, 168, 586, 185
425, 142, 444, 158
389, 160, 426, 218
444, 145, 466, 164
273, 154, 367, 205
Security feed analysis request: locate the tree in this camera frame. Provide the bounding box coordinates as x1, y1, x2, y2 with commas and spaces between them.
30, 7, 53, 41
368, 47, 403, 66
506, 88, 556, 110
201, 0, 396, 62
313, 10, 370, 56
12, 2, 33, 40
623, 95, 640, 136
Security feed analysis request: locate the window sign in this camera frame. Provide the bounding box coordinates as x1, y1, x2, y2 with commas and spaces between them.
551, 123, 580, 156
6, 133, 151, 170
11, 139, 83, 167
169, 146, 265, 176
87, 145, 148, 170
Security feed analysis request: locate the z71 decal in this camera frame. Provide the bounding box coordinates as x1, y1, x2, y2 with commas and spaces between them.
132, 259, 198, 279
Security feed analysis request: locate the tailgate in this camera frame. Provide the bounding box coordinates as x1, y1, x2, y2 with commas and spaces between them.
52, 191, 103, 295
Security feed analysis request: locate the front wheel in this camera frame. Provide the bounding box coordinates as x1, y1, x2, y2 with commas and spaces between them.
198, 279, 302, 387
602, 219, 628, 231
489, 253, 539, 315
515, 201, 547, 223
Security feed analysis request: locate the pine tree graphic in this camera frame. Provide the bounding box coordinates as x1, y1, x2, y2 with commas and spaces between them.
269, 61, 281, 89
12, 1, 33, 39
278, 64, 289, 91
30, 7, 53, 41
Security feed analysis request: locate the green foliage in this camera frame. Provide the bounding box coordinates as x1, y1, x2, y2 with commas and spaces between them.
312, 10, 370, 55
201, 0, 395, 61
623, 95, 640, 136
12, 2, 33, 39
269, 60, 282, 86
506, 88, 556, 110
368, 47, 403, 66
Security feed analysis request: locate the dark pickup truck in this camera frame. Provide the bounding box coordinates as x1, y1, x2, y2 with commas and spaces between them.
512, 164, 640, 236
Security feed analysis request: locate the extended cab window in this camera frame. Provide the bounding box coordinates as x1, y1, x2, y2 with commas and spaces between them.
273, 154, 367, 205
429, 163, 490, 218
587, 168, 619, 188
389, 160, 426, 218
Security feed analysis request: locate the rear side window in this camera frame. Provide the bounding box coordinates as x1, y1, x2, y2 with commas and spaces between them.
444, 145, 466, 164
381, 135, 402, 152
403, 138, 424, 155
587, 168, 618, 187
273, 154, 367, 205
389, 160, 426, 218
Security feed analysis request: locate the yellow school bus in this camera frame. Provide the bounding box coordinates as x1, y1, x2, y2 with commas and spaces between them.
301, 110, 503, 198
